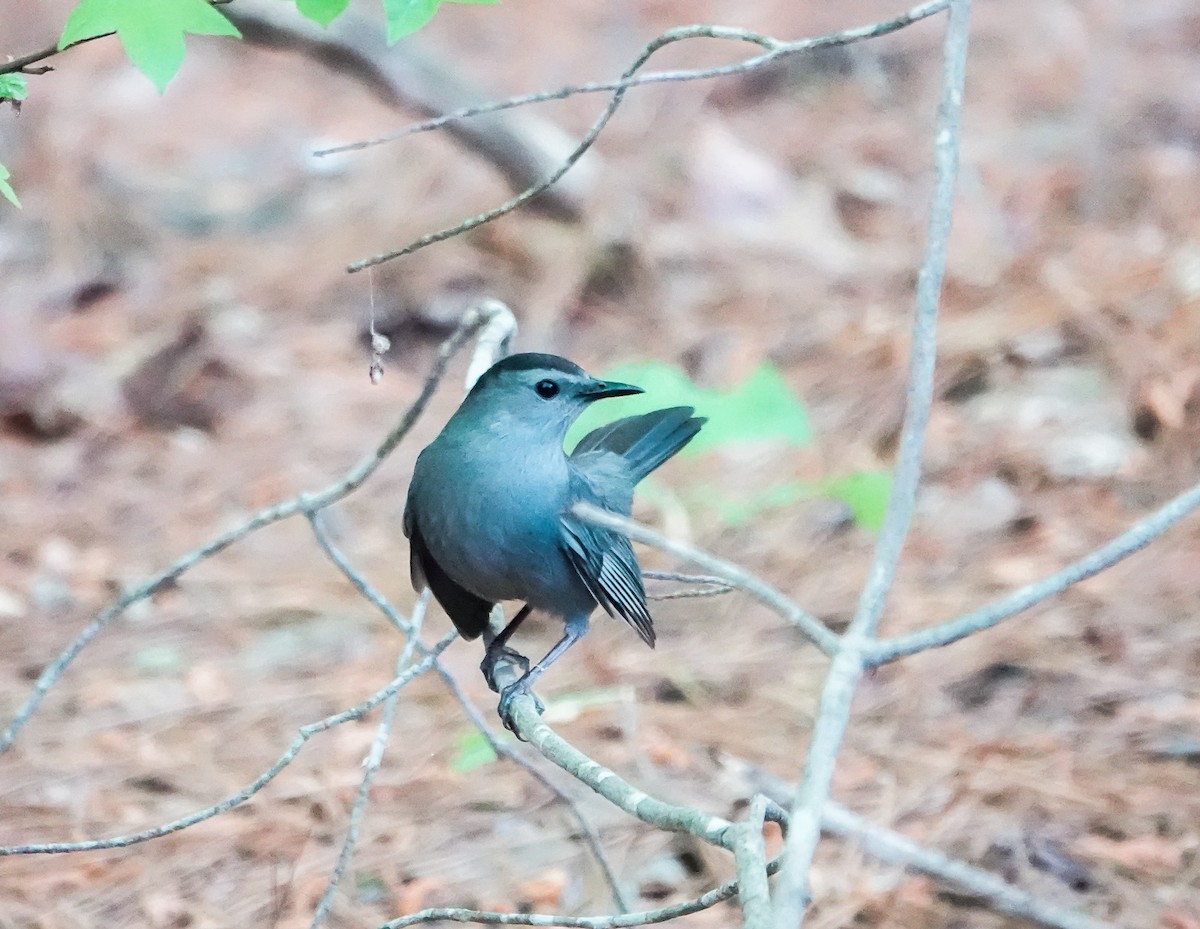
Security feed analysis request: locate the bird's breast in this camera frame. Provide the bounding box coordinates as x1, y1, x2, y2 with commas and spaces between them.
411, 434, 590, 612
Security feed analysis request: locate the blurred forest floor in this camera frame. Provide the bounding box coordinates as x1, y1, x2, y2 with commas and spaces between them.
1, 1, 1199, 927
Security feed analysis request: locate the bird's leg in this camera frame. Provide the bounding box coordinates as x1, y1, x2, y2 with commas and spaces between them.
497, 613, 590, 735
480, 603, 532, 693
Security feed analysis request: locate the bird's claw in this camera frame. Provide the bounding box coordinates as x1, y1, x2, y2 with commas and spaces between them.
498, 680, 544, 737
481, 645, 530, 694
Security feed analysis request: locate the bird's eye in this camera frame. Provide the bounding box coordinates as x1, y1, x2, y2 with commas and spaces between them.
534, 379, 559, 399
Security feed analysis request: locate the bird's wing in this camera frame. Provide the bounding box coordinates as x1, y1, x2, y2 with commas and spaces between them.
404, 492, 493, 641
571, 407, 705, 483
559, 469, 655, 647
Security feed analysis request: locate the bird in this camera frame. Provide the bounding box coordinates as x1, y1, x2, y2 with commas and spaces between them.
404, 352, 705, 728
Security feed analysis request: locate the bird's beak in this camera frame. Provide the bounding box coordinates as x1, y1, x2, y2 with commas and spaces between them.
580, 379, 644, 401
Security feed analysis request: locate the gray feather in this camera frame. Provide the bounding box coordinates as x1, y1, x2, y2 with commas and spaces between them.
572, 407, 705, 482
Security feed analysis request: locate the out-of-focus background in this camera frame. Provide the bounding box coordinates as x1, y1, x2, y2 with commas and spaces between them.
1, 1, 1199, 926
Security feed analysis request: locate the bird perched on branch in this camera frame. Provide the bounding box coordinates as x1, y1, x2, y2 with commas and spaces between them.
404, 352, 704, 728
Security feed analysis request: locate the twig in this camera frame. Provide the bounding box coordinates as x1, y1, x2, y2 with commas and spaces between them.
0, 634, 455, 856
641, 571, 729, 586
505, 693, 734, 847
316, 1, 950, 158
0, 301, 506, 756
377, 869, 772, 929
731, 795, 772, 929
820, 804, 1117, 929
570, 503, 839, 656
345, 2, 950, 272
642, 570, 733, 601
225, 2, 588, 221
310, 592, 429, 929
497, 681, 1107, 929
645, 585, 732, 602
465, 300, 519, 387
0, 32, 113, 76
733, 757, 1120, 929
771, 1, 972, 925
869, 476, 1200, 662
306, 514, 633, 913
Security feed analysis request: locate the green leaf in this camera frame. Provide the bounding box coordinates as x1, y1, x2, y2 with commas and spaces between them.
568, 360, 812, 456
354, 871, 390, 904
819, 471, 892, 531
383, 0, 440, 42
383, 0, 497, 43
0, 74, 29, 102
0, 163, 21, 209
450, 729, 499, 773
295, 0, 351, 27
700, 471, 890, 531
707, 481, 813, 528
59, 0, 240, 93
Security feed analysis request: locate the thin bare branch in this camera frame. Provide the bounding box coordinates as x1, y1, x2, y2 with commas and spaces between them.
643, 570, 733, 601
570, 503, 838, 656
869, 476, 1200, 663
310, 593, 429, 929
0, 634, 455, 857
344, 1, 949, 273
821, 804, 1118, 929
306, 514, 632, 913
498, 674, 1106, 929
645, 585, 733, 602
504, 691, 735, 848
772, 1, 972, 924
0, 32, 113, 76
377, 868, 771, 929
0, 301, 506, 756
731, 795, 772, 929
317, 1, 950, 158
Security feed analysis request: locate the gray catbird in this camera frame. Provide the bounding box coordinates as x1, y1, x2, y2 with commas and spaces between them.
404, 352, 704, 726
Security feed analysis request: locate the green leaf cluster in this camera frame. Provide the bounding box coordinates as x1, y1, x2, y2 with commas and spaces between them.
570, 359, 889, 531
0, 163, 20, 209
569, 359, 812, 456
450, 729, 499, 772
52, 0, 499, 96
0, 74, 29, 103
58, 0, 240, 93
381, 0, 499, 44
2, 0, 498, 210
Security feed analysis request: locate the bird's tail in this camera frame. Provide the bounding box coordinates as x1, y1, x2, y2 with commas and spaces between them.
572, 407, 705, 482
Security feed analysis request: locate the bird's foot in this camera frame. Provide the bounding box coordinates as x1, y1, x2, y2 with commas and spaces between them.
480, 645, 530, 694
497, 678, 544, 737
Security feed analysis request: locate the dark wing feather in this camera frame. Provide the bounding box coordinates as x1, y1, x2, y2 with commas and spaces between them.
404, 505, 493, 641
560, 474, 655, 647
571, 407, 705, 483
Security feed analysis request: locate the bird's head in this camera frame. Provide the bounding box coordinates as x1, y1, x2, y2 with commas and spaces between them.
461, 352, 642, 436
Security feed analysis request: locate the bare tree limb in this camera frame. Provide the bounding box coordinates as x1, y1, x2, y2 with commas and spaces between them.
224, 1, 589, 221
310, 592, 430, 929
869, 477, 1200, 662
317, 1, 950, 158
731, 795, 772, 929
306, 514, 632, 914
377, 874, 769, 929
0, 633, 456, 856
0, 32, 113, 76
643, 570, 733, 600
503, 692, 734, 848
570, 503, 838, 656
771, 1, 972, 924
491, 677, 1117, 929
0, 301, 508, 756
820, 804, 1117, 929
343, 1, 950, 272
